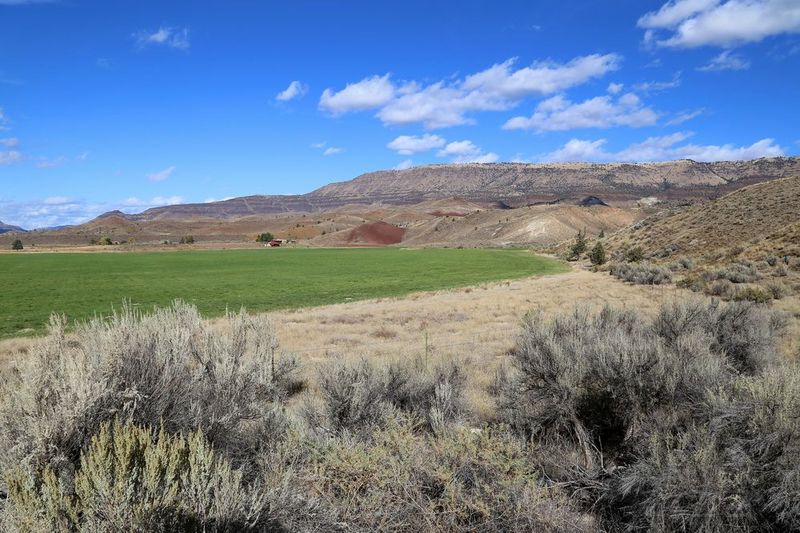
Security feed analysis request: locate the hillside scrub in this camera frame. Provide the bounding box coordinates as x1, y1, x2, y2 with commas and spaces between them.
1, 299, 797, 532
609, 261, 672, 285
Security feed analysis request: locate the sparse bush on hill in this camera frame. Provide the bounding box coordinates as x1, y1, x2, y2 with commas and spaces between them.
704, 262, 762, 284
255, 232, 274, 243
11, 239, 22, 250
588, 241, 606, 266
733, 285, 773, 304
610, 262, 672, 285
179, 235, 195, 244
624, 246, 645, 263
568, 229, 588, 261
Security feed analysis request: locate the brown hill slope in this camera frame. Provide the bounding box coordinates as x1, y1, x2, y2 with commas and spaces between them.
131, 157, 799, 220
608, 175, 800, 260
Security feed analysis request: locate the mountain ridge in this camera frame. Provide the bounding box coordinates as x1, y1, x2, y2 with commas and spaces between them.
123, 157, 800, 221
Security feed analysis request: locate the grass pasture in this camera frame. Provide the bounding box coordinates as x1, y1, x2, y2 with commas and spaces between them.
0, 247, 566, 339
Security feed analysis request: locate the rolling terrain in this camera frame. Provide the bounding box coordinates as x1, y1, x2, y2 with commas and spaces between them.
608, 175, 800, 260
1, 156, 797, 248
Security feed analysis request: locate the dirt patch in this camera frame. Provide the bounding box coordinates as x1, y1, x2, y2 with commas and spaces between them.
347, 221, 406, 245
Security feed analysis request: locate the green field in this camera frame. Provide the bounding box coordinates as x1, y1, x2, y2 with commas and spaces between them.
0, 247, 567, 339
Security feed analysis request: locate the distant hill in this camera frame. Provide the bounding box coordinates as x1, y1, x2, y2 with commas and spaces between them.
122, 156, 800, 221
608, 175, 800, 260
0, 220, 25, 234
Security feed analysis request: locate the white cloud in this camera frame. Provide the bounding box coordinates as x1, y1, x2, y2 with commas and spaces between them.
393, 159, 414, 170
0, 137, 18, 147
638, 0, 800, 48
276, 80, 308, 102
607, 82, 624, 94
697, 50, 751, 71
146, 165, 176, 182
666, 108, 705, 125
541, 132, 784, 162
633, 72, 682, 93
436, 140, 498, 163
0, 107, 10, 131
387, 134, 446, 154
503, 92, 658, 132
311, 141, 327, 148
0, 195, 186, 230
541, 139, 611, 163
322, 147, 343, 156
0, 150, 22, 165
134, 26, 190, 50
320, 54, 620, 129
319, 74, 396, 114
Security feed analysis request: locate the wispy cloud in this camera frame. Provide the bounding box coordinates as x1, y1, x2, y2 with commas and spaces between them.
319, 54, 620, 129
322, 147, 343, 156
393, 159, 414, 170
633, 72, 682, 93
133, 26, 190, 50
276, 80, 308, 102
666, 109, 705, 126
697, 50, 751, 71
146, 165, 176, 182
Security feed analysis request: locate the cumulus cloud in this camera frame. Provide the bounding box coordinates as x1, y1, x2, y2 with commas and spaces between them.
503, 92, 658, 132
393, 159, 414, 170
607, 82, 624, 94
276, 80, 308, 102
697, 50, 751, 71
0, 137, 18, 147
437, 140, 499, 163
0, 195, 186, 230
133, 26, 190, 50
146, 165, 176, 182
319, 54, 620, 129
541, 132, 784, 162
387, 134, 446, 154
638, 0, 800, 48
319, 74, 396, 114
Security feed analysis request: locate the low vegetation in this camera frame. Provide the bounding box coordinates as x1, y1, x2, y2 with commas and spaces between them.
609, 261, 673, 285
0, 248, 567, 338
0, 297, 795, 531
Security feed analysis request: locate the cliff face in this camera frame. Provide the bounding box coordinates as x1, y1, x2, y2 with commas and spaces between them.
126, 157, 800, 221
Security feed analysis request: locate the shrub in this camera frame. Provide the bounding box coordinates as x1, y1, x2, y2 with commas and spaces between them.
704, 279, 735, 299
11, 239, 23, 250
4, 420, 269, 531
255, 232, 274, 243
765, 280, 789, 300
0, 302, 298, 489
265, 419, 594, 532
613, 365, 800, 532
179, 235, 195, 244
501, 301, 785, 465
610, 262, 672, 285
568, 230, 588, 261
304, 356, 466, 436
704, 263, 761, 284
588, 241, 606, 266
676, 273, 704, 292
624, 246, 645, 263
668, 256, 695, 271
733, 286, 773, 304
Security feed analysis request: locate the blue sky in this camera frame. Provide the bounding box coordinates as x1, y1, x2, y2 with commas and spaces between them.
1, 0, 799, 228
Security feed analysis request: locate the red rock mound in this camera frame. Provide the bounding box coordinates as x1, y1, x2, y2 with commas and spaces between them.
348, 221, 406, 245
